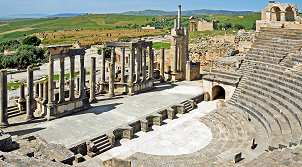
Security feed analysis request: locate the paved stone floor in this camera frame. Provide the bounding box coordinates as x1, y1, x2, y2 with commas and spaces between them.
4, 80, 204, 148
97, 100, 216, 161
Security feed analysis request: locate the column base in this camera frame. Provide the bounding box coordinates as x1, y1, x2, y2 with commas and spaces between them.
68, 97, 75, 101
46, 102, 57, 121
106, 93, 115, 98
159, 76, 165, 83
0, 122, 9, 128
89, 98, 97, 103
127, 82, 134, 96
25, 115, 35, 122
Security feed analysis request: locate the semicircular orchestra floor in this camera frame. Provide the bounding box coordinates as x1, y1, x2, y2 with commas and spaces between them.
97, 100, 217, 161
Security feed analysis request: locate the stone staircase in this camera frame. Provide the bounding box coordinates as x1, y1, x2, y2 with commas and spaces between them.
228, 62, 253, 106
87, 134, 112, 157
180, 100, 193, 112
7, 105, 23, 119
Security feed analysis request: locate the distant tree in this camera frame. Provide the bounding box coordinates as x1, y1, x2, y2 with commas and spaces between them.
22, 36, 41, 46
0, 56, 15, 69
251, 23, 256, 30
217, 24, 222, 30
97, 47, 112, 58
146, 18, 149, 21
0, 40, 20, 52
152, 17, 155, 21
14, 45, 46, 68
234, 24, 245, 30
222, 22, 232, 30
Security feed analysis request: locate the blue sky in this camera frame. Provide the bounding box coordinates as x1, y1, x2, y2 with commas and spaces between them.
1, 0, 302, 16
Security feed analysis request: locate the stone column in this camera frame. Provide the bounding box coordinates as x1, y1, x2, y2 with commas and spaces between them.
178, 5, 181, 29
148, 46, 152, 80
38, 82, 43, 101
26, 65, 34, 121
79, 54, 85, 98
89, 57, 97, 103
76, 75, 80, 95
280, 11, 286, 22
59, 57, 65, 103
128, 43, 134, 96
34, 83, 39, 98
108, 63, 115, 98
48, 57, 55, 103
160, 47, 165, 82
100, 48, 106, 93
47, 57, 56, 121
179, 44, 182, 71
193, 22, 195, 31
0, 70, 8, 127
43, 81, 48, 104
150, 48, 154, 79
111, 47, 116, 78
121, 47, 125, 83
69, 55, 75, 101
18, 82, 26, 113
136, 47, 141, 83
173, 43, 178, 73
142, 47, 147, 82
138, 43, 142, 75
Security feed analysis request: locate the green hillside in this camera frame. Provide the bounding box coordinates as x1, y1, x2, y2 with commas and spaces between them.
0, 13, 261, 43
0, 15, 157, 43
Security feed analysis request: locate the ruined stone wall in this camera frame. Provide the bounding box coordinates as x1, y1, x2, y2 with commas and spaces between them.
212, 35, 236, 43
189, 43, 233, 68
197, 20, 215, 31
186, 61, 200, 81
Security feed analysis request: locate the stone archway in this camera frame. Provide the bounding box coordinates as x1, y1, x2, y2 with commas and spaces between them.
212, 85, 225, 100
271, 6, 281, 21
285, 7, 295, 21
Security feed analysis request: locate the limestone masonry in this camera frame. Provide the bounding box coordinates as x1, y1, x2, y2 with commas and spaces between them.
2, 2, 302, 167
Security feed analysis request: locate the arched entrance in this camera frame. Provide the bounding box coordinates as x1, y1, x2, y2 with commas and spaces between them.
271, 6, 281, 21
285, 7, 295, 21
212, 85, 225, 100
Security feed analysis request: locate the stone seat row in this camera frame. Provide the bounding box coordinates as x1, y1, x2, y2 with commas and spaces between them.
257, 33, 302, 40
244, 145, 302, 166
259, 28, 302, 36
126, 106, 260, 166
231, 65, 302, 148
203, 71, 242, 82
246, 53, 284, 63
248, 49, 290, 58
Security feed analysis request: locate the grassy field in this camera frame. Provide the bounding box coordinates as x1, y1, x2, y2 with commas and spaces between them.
182, 13, 260, 30
0, 13, 261, 44
7, 71, 91, 91
0, 15, 162, 43
37, 29, 166, 46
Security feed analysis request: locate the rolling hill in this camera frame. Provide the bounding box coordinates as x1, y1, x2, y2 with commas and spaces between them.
120, 9, 256, 16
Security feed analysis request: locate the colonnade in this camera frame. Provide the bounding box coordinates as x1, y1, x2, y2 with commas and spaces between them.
99, 40, 154, 97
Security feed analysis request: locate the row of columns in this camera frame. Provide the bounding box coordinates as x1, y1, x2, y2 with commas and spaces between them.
48, 55, 86, 107
189, 22, 196, 31
99, 43, 154, 97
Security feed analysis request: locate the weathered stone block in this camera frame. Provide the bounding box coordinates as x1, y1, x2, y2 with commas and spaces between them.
167, 109, 175, 120
140, 120, 148, 132
74, 154, 84, 163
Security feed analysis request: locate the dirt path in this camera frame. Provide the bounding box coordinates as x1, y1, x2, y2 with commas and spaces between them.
0, 27, 35, 35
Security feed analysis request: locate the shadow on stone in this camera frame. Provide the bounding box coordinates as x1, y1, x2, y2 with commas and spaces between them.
7, 127, 46, 136
74, 103, 123, 116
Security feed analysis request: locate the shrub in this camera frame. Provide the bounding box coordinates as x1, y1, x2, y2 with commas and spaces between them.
234, 24, 245, 30
22, 36, 41, 46
97, 47, 112, 58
